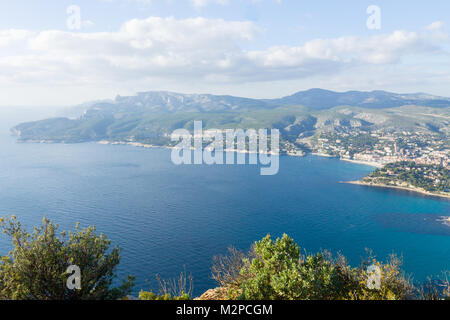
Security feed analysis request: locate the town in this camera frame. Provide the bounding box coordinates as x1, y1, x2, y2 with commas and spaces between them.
356, 161, 449, 197
302, 129, 449, 169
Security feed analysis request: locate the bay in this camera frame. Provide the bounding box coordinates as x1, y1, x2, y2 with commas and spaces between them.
0, 109, 448, 296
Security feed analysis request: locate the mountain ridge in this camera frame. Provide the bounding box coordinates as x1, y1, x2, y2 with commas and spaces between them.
11, 89, 450, 147
62, 88, 450, 117
268, 88, 450, 110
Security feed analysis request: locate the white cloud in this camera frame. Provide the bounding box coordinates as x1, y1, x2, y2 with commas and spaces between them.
425, 21, 444, 31
191, 0, 228, 7
0, 30, 34, 46
102, 0, 280, 7
190, 0, 282, 7
1, 17, 261, 86
0, 17, 448, 105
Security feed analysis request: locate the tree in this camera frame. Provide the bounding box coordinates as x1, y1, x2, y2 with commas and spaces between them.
0, 216, 134, 300
237, 234, 414, 300
240, 234, 302, 300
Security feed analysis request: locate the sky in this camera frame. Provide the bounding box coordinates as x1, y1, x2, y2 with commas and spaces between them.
0, 0, 449, 107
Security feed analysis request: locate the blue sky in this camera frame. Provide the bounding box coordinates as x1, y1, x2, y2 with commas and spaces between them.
0, 0, 449, 106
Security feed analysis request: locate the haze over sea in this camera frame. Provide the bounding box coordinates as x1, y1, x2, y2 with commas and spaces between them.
0, 109, 448, 296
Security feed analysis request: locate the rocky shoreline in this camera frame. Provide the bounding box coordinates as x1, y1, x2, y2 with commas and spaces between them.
345, 180, 450, 200
98, 140, 282, 155
311, 153, 383, 168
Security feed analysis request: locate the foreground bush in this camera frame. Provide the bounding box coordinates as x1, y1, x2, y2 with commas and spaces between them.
139, 271, 193, 300
213, 234, 449, 300
1, 216, 448, 300
139, 291, 190, 300
0, 216, 134, 300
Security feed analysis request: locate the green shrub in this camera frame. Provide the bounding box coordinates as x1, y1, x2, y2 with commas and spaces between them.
235, 234, 414, 300
139, 291, 190, 300
139, 270, 193, 301
355, 256, 413, 300
0, 216, 134, 300
240, 234, 302, 300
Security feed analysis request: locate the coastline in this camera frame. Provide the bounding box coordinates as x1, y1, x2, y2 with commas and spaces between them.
311, 152, 335, 158
311, 152, 383, 168
98, 140, 281, 155
345, 180, 450, 200
18, 139, 394, 168
14, 138, 449, 201
340, 158, 383, 168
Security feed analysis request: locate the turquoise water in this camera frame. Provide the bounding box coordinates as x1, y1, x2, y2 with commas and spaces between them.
0, 110, 449, 296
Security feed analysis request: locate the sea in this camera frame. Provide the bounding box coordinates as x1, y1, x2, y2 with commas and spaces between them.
0, 108, 448, 296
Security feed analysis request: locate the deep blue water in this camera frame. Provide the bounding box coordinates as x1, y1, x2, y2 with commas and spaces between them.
0, 110, 449, 296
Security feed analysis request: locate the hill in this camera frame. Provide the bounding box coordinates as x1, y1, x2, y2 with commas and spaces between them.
10, 90, 450, 147
271, 88, 450, 110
